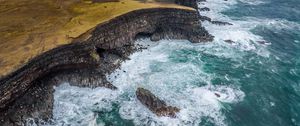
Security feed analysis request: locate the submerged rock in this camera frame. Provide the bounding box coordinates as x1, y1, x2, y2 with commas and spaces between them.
199, 7, 210, 11
211, 21, 233, 25
199, 16, 233, 26
136, 88, 180, 117
214, 93, 221, 98
256, 40, 270, 45
224, 39, 235, 44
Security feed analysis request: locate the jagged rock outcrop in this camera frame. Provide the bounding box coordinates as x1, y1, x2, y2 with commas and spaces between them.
136, 88, 180, 117
0, 7, 212, 125
89, 8, 213, 49
199, 7, 210, 11
199, 16, 233, 26
200, 15, 212, 22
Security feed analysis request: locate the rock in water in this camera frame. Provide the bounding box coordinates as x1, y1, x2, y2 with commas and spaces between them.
256, 40, 270, 45
224, 39, 235, 44
211, 21, 233, 25
200, 7, 210, 11
200, 16, 212, 22
214, 93, 221, 98
136, 88, 180, 117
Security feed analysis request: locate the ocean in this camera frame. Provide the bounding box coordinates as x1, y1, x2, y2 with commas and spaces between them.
48, 0, 300, 125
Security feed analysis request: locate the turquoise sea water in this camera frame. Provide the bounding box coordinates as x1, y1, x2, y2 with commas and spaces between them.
222, 0, 300, 125
48, 0, 300, 126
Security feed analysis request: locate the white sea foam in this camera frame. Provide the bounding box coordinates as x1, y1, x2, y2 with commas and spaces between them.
198, 0, 274, 57
198, 0, 300, 58
238, 0, 267, 5
254, 18, 300, 30
52, 83, 119, 126
106, 40, 245, 126
117, 84, 245, 126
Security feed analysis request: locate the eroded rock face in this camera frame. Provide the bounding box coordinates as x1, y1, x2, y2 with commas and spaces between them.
89, 8, 213, 50
0, 7, 211, 125
0, 79, 54, 126
200, 7, 210, 11
0, 44, 134, 125
136, 88, 180, 117
0, 8, 212, 112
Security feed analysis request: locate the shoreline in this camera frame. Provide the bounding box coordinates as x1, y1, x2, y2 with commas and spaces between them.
0, 5, 213, 125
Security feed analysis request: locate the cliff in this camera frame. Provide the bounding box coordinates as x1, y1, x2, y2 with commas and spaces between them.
0, 0, 194, 79
0, 0, 212, 125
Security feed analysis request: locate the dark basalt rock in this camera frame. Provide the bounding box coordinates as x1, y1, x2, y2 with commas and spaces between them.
136, 88, 180, 117
199, 16, 233, 26
224, 39, 235, 44
89, 8, 213, 50
214, 93, 221, 98
0, 44, 133, 126
200, 16, 212, 22
0, 8, 212, 125
0, 78, 54, 126
211, 21, 233, 25
199, 7, 210, 11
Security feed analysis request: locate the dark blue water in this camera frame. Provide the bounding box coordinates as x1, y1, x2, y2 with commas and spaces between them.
220, 0, 300, 125
223, 0, 300, 23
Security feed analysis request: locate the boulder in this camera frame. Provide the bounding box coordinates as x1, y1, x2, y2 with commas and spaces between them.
199, 7, 210, 11
136, 88, 180, 117
224, 39, 235, 44
214, 93, 221, 97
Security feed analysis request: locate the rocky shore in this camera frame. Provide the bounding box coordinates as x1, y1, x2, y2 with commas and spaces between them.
0, 2, 213, 124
